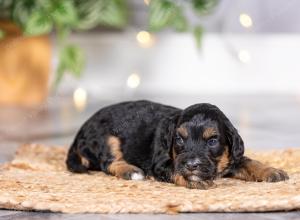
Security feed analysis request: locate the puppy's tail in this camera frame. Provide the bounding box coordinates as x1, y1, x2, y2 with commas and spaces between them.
66, 145, 88, 173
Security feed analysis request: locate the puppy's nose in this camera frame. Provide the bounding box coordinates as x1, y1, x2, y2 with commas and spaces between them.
185, 159, 201, 171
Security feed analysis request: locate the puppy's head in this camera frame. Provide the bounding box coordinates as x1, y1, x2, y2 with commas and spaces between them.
171, 103, 244, 182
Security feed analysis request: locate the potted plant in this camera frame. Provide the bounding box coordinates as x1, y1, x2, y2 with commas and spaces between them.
0, 0, 217, 106
0, 0, 128, 106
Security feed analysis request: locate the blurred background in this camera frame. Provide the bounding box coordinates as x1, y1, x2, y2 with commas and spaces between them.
0, 0, 300, 162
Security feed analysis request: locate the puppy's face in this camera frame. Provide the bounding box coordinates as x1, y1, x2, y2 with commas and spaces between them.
172, 110, 233, 182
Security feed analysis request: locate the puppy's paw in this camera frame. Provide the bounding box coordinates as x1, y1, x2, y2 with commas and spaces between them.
130, 171, 145, 181
121, 166, 145, 181
173, 174, 214, 190
261, 167, 289, 182
108, 161, 145, 181
187, 180, 214, 190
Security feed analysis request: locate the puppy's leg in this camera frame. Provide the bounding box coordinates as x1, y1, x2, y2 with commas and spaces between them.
230, 157, 289, 182
66, 146, 89, 173
106, 136, 145, 180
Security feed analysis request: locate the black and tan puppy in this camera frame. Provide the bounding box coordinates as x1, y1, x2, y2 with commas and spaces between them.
66, 100, 289, 189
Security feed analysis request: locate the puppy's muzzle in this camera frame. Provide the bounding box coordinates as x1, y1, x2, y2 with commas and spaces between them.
185, 158, 201, 171
183, 158, 215, 181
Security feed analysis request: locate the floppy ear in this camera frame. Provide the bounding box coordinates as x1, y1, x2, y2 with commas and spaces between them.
205, 104, 245, 163
151, 112, 180, 181
223, 117, 244, 163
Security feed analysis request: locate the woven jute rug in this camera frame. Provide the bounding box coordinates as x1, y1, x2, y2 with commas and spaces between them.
0, 144, 299, 214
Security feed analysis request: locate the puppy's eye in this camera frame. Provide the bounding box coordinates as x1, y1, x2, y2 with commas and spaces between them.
207, 138, 218, 147
175, 136, 184, 146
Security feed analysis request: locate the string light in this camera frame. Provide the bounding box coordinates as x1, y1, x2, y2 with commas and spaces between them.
73, 87, 87, 111
144, 0, 151, 6
127, 73, 141, 89
239, 13, 253, 28
136, 31, 155, 48
238, 50, 251, 63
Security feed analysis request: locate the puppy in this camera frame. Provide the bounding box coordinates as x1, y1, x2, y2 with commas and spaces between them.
66, 100, 289, 189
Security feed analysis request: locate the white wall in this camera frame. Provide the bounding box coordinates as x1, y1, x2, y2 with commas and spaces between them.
56, 32, 300, 96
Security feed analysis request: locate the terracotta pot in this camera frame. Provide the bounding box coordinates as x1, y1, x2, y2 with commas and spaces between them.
0, 20, 51, 106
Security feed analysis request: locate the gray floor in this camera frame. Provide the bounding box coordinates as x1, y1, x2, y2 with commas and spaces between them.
0, 94, 299, 219
0, 211, 300, 220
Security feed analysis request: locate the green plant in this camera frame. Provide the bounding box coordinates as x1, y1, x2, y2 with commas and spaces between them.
0, 29, 5, 39
0, 0, 128, 88
148, 0, 218, 46
0, 0, 217, 87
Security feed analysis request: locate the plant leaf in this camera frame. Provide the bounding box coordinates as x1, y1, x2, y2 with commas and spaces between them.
149, 0, 177, 31
149, 0, 188, 32
0, 0, 13, 17
193, 26, 203, 48
97, 0, 128, 28
191, 0, 218, 15
54, 44, 85, 87
0, 0, 13, 9
11, 0, 38, 28
74, 0, 127, 30
24, 10, 53, 36
172, 10, 188, 32
0, 29, 5, 39
74, 0, 105, 30
57, 26, 71, 44
51, 0, 77, 26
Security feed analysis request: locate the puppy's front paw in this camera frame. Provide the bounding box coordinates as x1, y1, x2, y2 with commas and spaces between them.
121, 167, 145, 181
130, 171, 145, 181
109, 161, 145, 181
186, 180, 214, 190
173, 174, 214, 190
261, 167, 289, 182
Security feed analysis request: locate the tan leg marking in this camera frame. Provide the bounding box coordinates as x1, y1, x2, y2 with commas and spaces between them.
80, 155, 90, 168
107, 136, 122, 160
107, 136, 144, 180
232, 158, 289, 182
74, 148, 89, 169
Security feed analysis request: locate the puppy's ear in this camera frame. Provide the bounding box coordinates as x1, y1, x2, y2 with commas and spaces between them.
223, 117, 244, 163
151, 112, 180, 181
162, 116, 178, 153
206, 104, 244, 163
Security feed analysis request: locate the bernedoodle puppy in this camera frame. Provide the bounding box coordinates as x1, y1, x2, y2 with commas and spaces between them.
66, 100, 289, 189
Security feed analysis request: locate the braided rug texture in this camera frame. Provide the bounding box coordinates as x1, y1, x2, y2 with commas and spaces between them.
0, 144, 299, 213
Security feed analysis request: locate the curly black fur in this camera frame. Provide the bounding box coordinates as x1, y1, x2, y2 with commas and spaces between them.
66, 100, 289, 188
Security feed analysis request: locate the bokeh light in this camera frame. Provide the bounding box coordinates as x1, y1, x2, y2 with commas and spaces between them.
127, 73, 141, 89
239, 13, 253, 28
73, 87, 88, 111
136, 31, 155, 48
